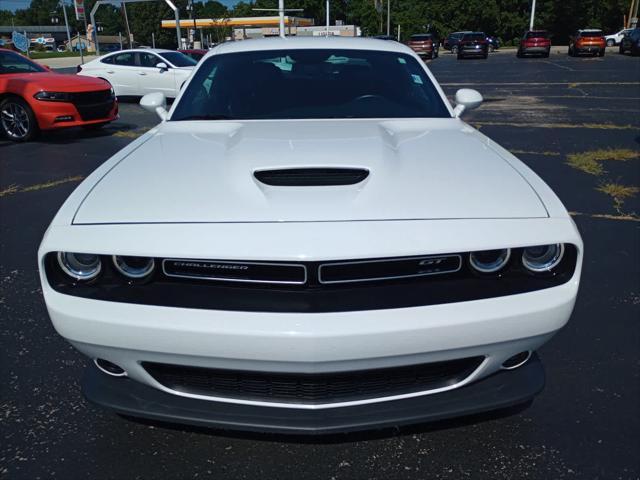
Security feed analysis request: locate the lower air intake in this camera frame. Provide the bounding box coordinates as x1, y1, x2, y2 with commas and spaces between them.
143, 356, 484, 405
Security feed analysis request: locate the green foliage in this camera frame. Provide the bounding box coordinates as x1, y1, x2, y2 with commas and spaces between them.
0, 0, 632, 44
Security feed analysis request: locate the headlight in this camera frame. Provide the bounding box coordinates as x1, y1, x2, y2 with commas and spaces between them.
57, 252, 101, 281
469, 248, 511, 273
522, 244, 564, 272
112, 256, 155, 279
34, 91, 72, 102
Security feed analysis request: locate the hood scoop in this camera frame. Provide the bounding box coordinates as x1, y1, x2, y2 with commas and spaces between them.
254, 168, 370, 187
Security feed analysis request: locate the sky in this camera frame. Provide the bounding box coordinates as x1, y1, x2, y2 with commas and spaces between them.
0, 0, 242, 11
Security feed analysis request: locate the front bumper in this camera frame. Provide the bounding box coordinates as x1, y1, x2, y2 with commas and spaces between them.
32, 99, 118, 130
522, 46, 549, 54
459, 47, 487, 56
83, 354, 544, 435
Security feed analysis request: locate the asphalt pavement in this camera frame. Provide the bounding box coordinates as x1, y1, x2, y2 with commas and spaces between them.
1, 50, 639, 480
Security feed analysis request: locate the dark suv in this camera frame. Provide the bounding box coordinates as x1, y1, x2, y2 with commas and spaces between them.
457, 32, 489, 59
444, 31, 470, 54
619, 28, 640, 56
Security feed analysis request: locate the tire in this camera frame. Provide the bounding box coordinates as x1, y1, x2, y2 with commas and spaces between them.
598, 50, 605, 57
606, 39, 615, 47
543, 50, 550, 58
568, 46, 572, 56
457, 53, 463, 60
428, 51, 434, 60
483, 53, 488, 59
452, 45, 458, 55
0, 96, 38, 142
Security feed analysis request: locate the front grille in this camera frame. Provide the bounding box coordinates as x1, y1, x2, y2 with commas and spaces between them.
71, 89, 114, 121
143, 357, 484, 405
163, 259, 307, 285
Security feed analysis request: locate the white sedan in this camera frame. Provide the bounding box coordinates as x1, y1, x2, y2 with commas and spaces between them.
39, 37, 582, 434
77, 48, 195, 98
605, 28, 632, 46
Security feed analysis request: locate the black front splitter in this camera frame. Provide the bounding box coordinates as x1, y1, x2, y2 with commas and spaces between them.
82, 355, 544, 435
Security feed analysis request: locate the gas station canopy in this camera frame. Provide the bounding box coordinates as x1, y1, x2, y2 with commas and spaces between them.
161, 16, 314, 29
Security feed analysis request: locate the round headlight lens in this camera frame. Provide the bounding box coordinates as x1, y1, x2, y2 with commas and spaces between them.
522, 244, 564, 272
469, 248, 511, 273
57, 252, 102, 281
112, 256, 155, 279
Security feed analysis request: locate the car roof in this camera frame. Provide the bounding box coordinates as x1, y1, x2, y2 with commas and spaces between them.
104, 48, 176, 54
579, 29, 603, 33
211, 37, 415, 56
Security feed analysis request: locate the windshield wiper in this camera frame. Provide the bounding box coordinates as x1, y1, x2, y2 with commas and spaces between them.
176, 114, 235, 121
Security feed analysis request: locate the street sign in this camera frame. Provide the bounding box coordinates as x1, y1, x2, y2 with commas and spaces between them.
74, 0, 86, 21
11, 31, 29, 52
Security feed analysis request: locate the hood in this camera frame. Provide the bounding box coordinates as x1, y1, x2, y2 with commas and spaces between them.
7, 72, 111, 91
73, 119, 548, 224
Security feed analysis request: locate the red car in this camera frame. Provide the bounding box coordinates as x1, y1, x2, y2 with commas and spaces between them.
177, 49, 207, 62
517, 31, 551, 58
0, 49, 118, 142
407, 34, 439, 60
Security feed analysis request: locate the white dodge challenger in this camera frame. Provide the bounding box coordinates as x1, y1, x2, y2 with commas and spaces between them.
39, 37, 582, 434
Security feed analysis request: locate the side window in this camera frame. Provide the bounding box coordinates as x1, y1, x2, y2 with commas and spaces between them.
138, 52, 162, 68
113, 52, 134, 66
101, 55, 113, 64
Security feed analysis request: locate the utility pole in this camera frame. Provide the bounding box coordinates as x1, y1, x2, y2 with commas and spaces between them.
386, 0, 390, 36
529, 0, 536, 31
122, 2, 132, 48
279, 0, 285, 38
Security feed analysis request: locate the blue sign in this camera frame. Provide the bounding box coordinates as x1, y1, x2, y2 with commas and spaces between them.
12, 31, 29, 53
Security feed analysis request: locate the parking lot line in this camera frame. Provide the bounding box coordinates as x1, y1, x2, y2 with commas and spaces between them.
0, 176, 84, 198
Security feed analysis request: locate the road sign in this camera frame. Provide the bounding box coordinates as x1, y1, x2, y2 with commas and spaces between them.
11, 31, 29, 52
74, 0, 86, 21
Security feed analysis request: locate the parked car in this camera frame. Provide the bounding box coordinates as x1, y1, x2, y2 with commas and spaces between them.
485, 35, 500, 52
0, 49, 117, 142
517, 30, 551, 58
373, 35, 397, 41
605, 28, 632, 46
38, 37, 582, 434
618, 27, 640, 55
568, 29, 606, 57
457, 32, 489, 59
407, 33, 439, 59
178, 49, 207, 62
77, 49, 197, 98
444, 31, 471, 54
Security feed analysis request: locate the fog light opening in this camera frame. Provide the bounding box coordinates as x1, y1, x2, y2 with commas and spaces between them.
501, 351, 532, 370
94, 358, 127, 377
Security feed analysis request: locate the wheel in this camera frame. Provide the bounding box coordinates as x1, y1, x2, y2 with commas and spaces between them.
516, 49, 522, 58
598, 50, 605, 57
483, 53, 488, 59
428, 51, 434, 60
0, 96, 38, 142
568, 46, 572, 56
543, 50, 550, 58
606, 39, 615, 47
434, 48, 439, 58
452, 45, 458, 55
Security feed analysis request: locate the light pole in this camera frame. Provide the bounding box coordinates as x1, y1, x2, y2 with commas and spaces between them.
58, 0, 72, 51
529, 0, 536, 31
386, 0, 390, 36
326, 0, 329, 34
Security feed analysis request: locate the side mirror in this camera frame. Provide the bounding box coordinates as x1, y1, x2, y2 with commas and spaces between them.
140, 92, 169, 121
156, 62, 169, 71
453, 88, 483, 118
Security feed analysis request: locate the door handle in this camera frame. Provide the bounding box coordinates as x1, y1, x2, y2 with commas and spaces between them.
138, 72, 147, 76
106, 70, 115, 74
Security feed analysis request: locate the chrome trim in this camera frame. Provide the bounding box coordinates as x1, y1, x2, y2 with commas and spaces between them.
162, 258, 308, 285
57, 252, 102, 281
94, 358, 128, 377
318, 254, 462, 285
500, 351, 532, 371
140, 357, 488, 410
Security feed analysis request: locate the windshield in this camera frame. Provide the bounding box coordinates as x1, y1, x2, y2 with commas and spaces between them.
0, 50, 46, 74
526, 31, 549, 39
463, 33, 485, 41
580, 31, 603, 37
410, 35, 433, 41
171, 49, 450, 121
158, 51, 197, 67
